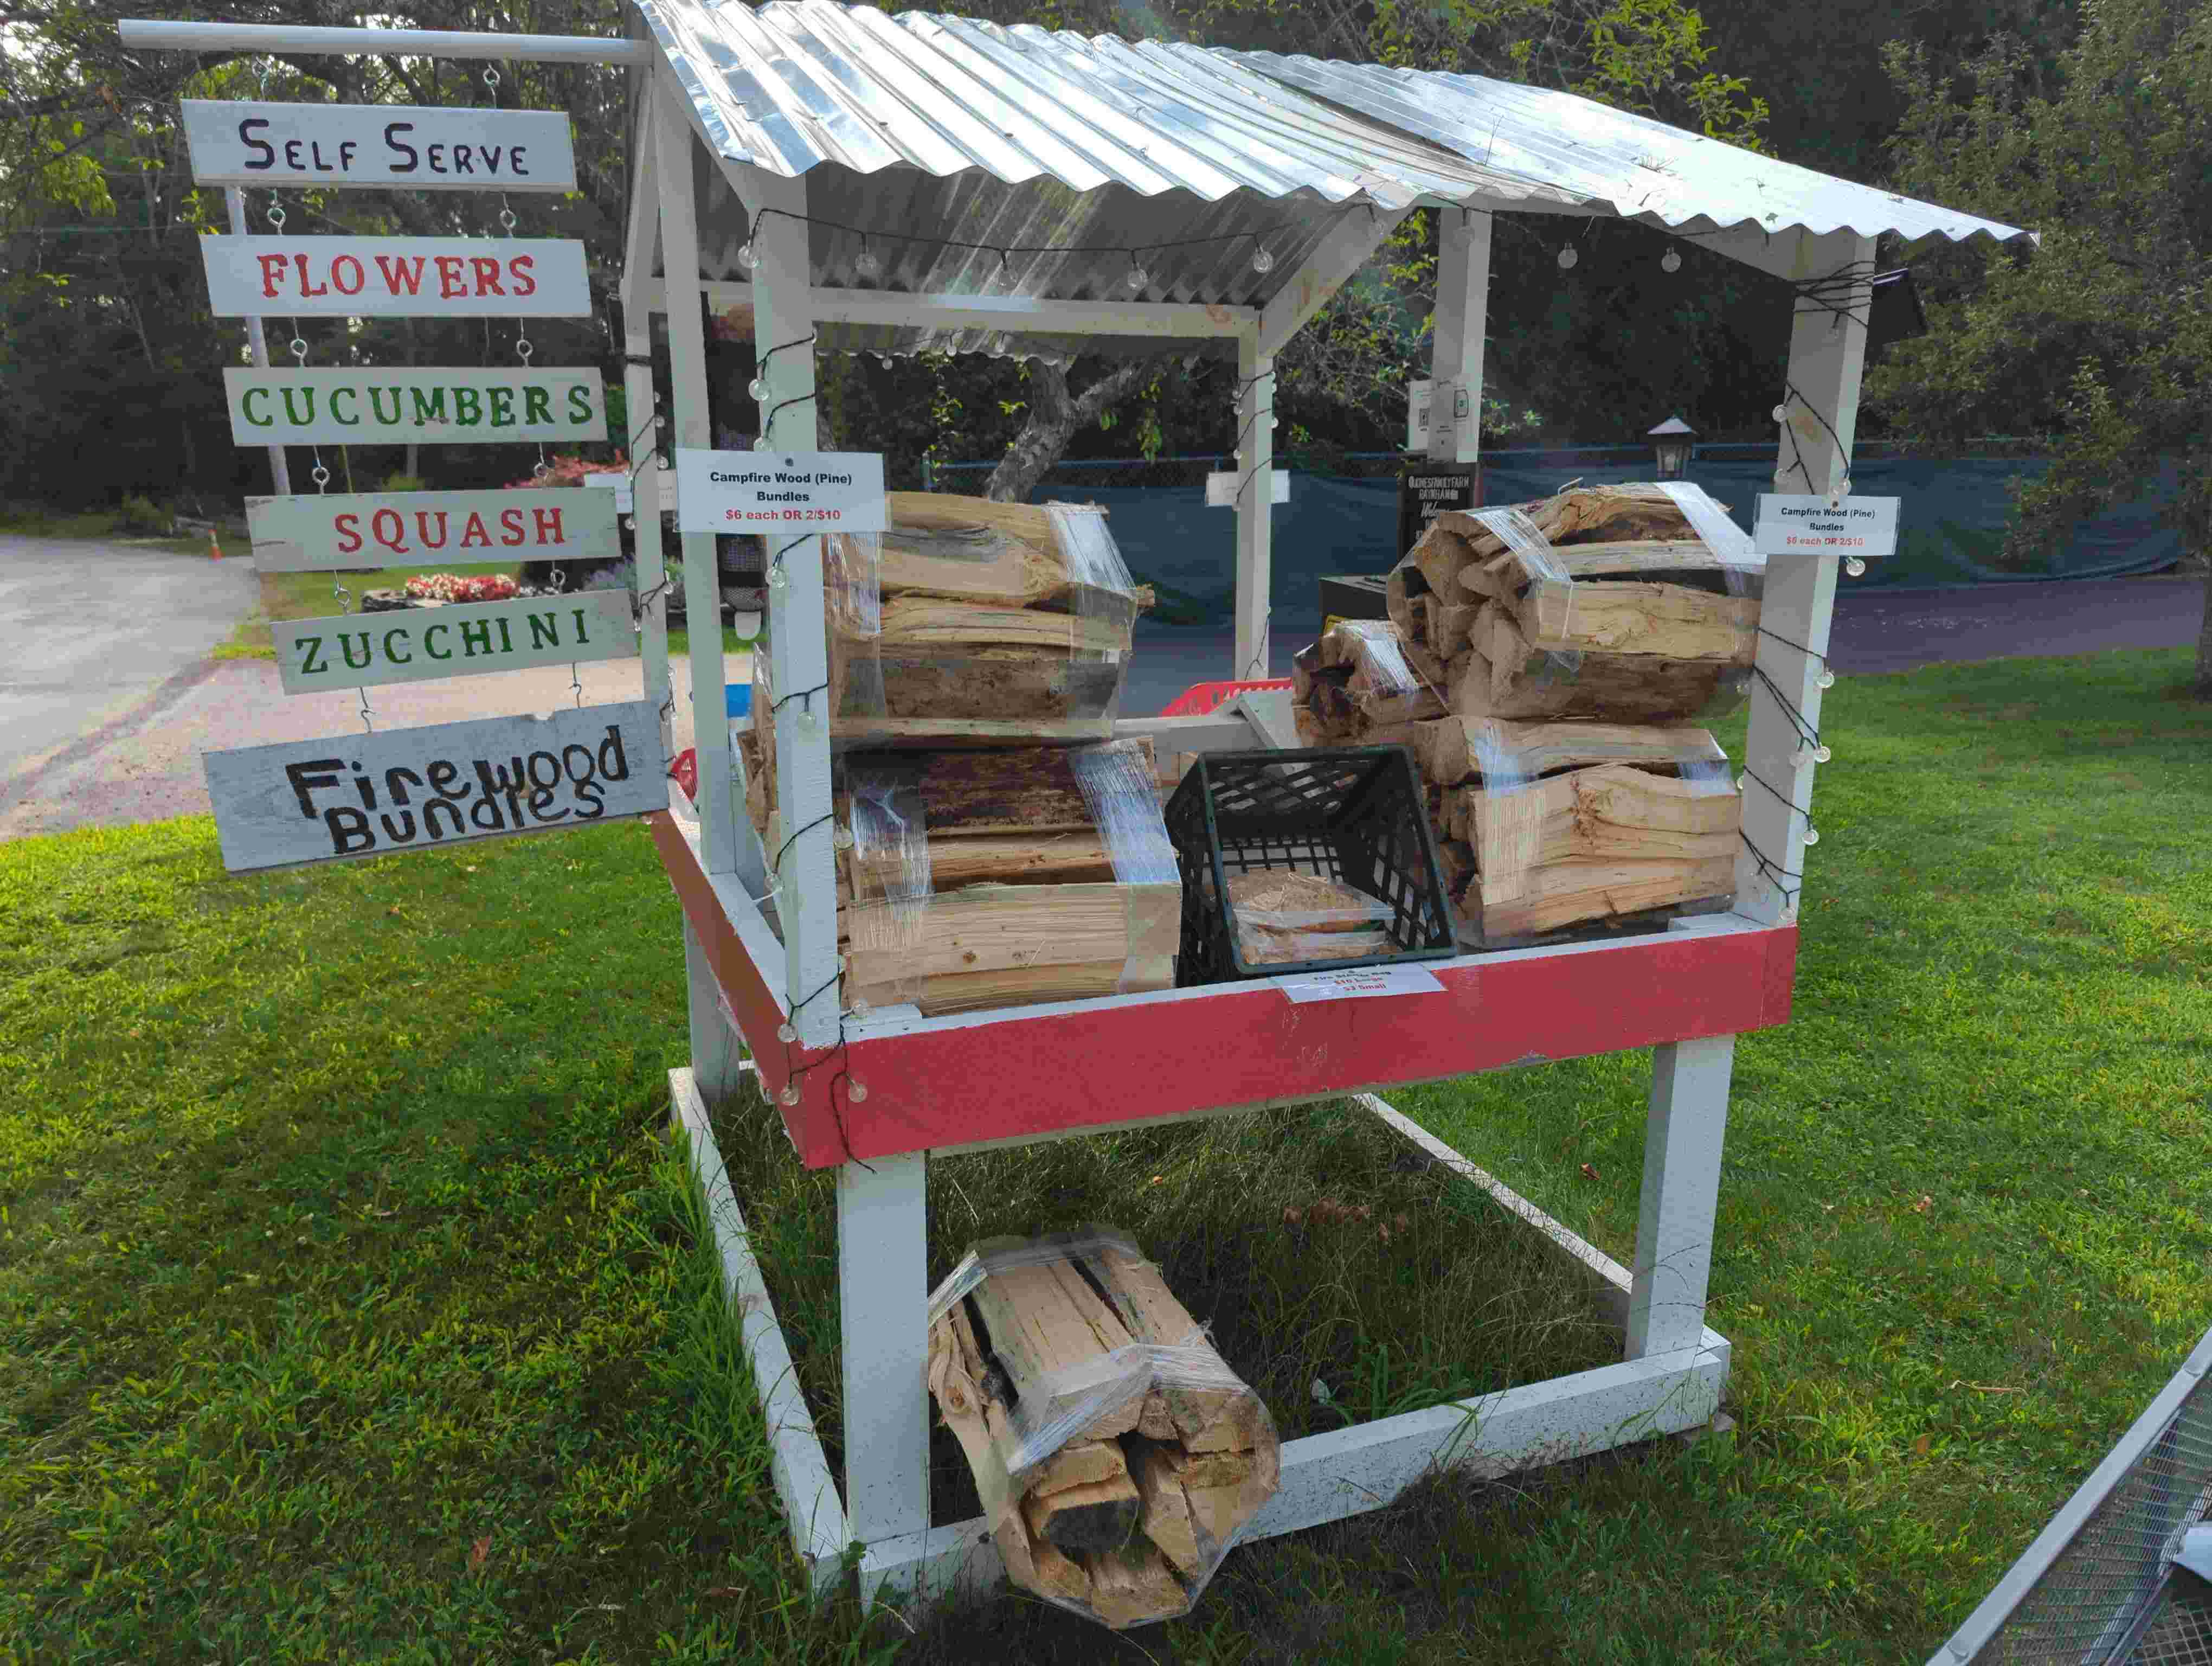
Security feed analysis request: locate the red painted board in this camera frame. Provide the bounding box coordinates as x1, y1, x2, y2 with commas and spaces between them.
653, 807, 1800, 1170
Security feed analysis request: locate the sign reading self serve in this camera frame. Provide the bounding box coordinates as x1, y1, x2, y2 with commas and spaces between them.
203, 703, 666, 873
182, 100, 576, 191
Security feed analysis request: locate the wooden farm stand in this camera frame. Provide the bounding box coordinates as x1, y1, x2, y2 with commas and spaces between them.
120, 1, 2029, 1612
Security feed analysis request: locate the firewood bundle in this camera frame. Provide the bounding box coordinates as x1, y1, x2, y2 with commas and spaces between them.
737, 735, 1180, 1015
808, 493, 1154, 744
928, 1229, 1279, 1629
1375, 483, 1761, 725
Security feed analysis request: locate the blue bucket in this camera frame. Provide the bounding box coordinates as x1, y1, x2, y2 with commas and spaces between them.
724, 683, 753, 720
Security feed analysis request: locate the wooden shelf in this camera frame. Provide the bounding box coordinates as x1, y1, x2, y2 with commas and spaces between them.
652, 806, 1795, 1169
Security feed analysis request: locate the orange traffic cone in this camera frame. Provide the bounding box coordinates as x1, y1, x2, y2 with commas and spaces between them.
208, 527, 222, 561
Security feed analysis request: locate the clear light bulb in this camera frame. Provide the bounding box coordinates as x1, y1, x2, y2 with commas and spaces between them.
1817, 669, 1836, 690
854, 245, 881, 279
848, 1080, 869, 1102
769, 566, 790, 595
779, 1083, 800, 1106
737, 242, 759, 271
776, 1021, 797, 1042
1661, 246, 1682, 274
1557, 245, 1579, 270
1797, 744, 1832, 766
748, 376, 768, 401
1125, 264, 1149, 291
1772, 403, 1790, 424
1845, 556, 1867, 577
1802, 826, 1822, 846
1734, 773, 1746, 791
1269, 415, 1281, 429
834, 826, 854, 850
1250, 245, 1275, 274
1836, 477, 1853, 497
795, 705, 819, 735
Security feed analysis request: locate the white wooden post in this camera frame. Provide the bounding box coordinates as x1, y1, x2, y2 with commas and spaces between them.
734, 164, 840, 1050
653, 77, 738, 882
1626, 1033, 1736, 1359
1426, 206, 1490, 466
224, 186, 291, 496
683, 918, 744, 1099
618, 115, 672, 760
838, 1152, 931, 1547
1233, 335, 1275, 681
1732, 229, 1874, 926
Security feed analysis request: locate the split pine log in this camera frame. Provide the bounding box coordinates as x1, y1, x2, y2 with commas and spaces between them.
928, 1232, 1279, 1629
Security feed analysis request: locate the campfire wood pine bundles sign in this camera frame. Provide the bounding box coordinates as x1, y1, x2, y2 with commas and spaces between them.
201, 235, 590, 317
246, 488, 621, 571
223, 367, 607, 446
202, 703, 665, 873
271, 591, 636, 695
182, 100, 576, 191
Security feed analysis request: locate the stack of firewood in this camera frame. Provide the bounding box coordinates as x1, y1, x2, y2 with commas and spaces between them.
1291, 484, 1754, 941
928, 1229, 1278, 1629
734, 496, 1181, 1017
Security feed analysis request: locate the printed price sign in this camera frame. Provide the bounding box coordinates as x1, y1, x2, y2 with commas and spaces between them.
675, 449, 885, 534
1279, 964, 1446, 1004
1753, 495, 1900, 558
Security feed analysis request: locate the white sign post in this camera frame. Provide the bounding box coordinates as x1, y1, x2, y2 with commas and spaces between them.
183, 100, 576, 191
271, 592, 635, 695
1753, 494, 1901, 559
201, 236, 592, 317
223, 367, 607, 446
246, 488, 621, 571
673, 449, 887, 533
203, 702, 666, 873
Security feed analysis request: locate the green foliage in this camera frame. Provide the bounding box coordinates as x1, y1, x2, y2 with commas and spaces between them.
112, 492, 172, 535
379, 473, 430, 495
1868, 0, 2212, 684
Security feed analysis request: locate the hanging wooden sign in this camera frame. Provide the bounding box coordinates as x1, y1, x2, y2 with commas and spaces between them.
200, 236, 591, 317
271, 592, 636, 695
223, 368, 607, 446
246, 488, 620, 571
182, 100, 576, 191
202, 701, 665, 873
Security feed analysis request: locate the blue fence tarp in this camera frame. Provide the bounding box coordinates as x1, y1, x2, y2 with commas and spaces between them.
988, 454, 2183, 638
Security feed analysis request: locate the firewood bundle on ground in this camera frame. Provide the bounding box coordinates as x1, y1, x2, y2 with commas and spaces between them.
1290, 483, 1755, 943
772, 492, 1152, 745
928, 1228, 1279, 1629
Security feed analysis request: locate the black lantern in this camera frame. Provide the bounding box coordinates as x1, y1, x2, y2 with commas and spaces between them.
1647, 414, 1696, 479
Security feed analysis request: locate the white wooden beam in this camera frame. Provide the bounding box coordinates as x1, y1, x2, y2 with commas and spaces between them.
838, 1152, 932, 1550
737, 162, 843, 1050
654, 71, 738, 881
648, 279, 1258, 341
1626, 1034, 1736, 1360
1256, 204, 1410, 360
1233, 336, 1275, 681
118, 17, 649, 61
1427, 206, 1490, 465
1732, 229, 1872, 925
621, 115, 672, 762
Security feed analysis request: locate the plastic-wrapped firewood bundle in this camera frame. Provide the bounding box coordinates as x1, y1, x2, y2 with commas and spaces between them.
781, 494, 1153, 745
928, 1228, 1279, 1630
1381, 482, 1763, 723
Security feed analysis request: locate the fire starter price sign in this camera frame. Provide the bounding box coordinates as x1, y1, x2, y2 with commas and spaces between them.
1753, 495, 1901, 558
674, 450, 886, 533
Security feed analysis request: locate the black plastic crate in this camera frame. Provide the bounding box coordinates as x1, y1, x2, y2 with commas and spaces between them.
1164, 747, 1457, 985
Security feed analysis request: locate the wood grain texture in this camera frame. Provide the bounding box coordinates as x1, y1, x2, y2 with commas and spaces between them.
1518, 580, 1758, 663
204, 700, 664, 873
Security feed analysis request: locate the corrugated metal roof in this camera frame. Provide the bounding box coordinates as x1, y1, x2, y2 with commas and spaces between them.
634, 0, 2028, 363
1222, 53, 2025, 246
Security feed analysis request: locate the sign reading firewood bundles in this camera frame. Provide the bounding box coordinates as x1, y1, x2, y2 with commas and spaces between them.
202, 703, 665, 873
224, 368, 606, 445
246, 488, 620, 571
201, 235, 590, 317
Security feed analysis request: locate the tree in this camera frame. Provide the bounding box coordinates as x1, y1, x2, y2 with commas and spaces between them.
1868, 0, 2212, 695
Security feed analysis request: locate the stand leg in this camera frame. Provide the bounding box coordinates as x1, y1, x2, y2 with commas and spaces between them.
684, 917, 744, 1103
1626, 1034, 1736, 1360
839, 1151, 930, 1546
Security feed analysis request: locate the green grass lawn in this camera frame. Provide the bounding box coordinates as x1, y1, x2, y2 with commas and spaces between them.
2, 648, 2207, 1663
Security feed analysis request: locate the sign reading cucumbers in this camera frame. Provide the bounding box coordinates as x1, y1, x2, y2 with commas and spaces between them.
223, 367, 606, 445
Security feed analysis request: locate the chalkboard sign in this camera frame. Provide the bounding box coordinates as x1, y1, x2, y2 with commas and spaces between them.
1397, 466, 1481, 559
